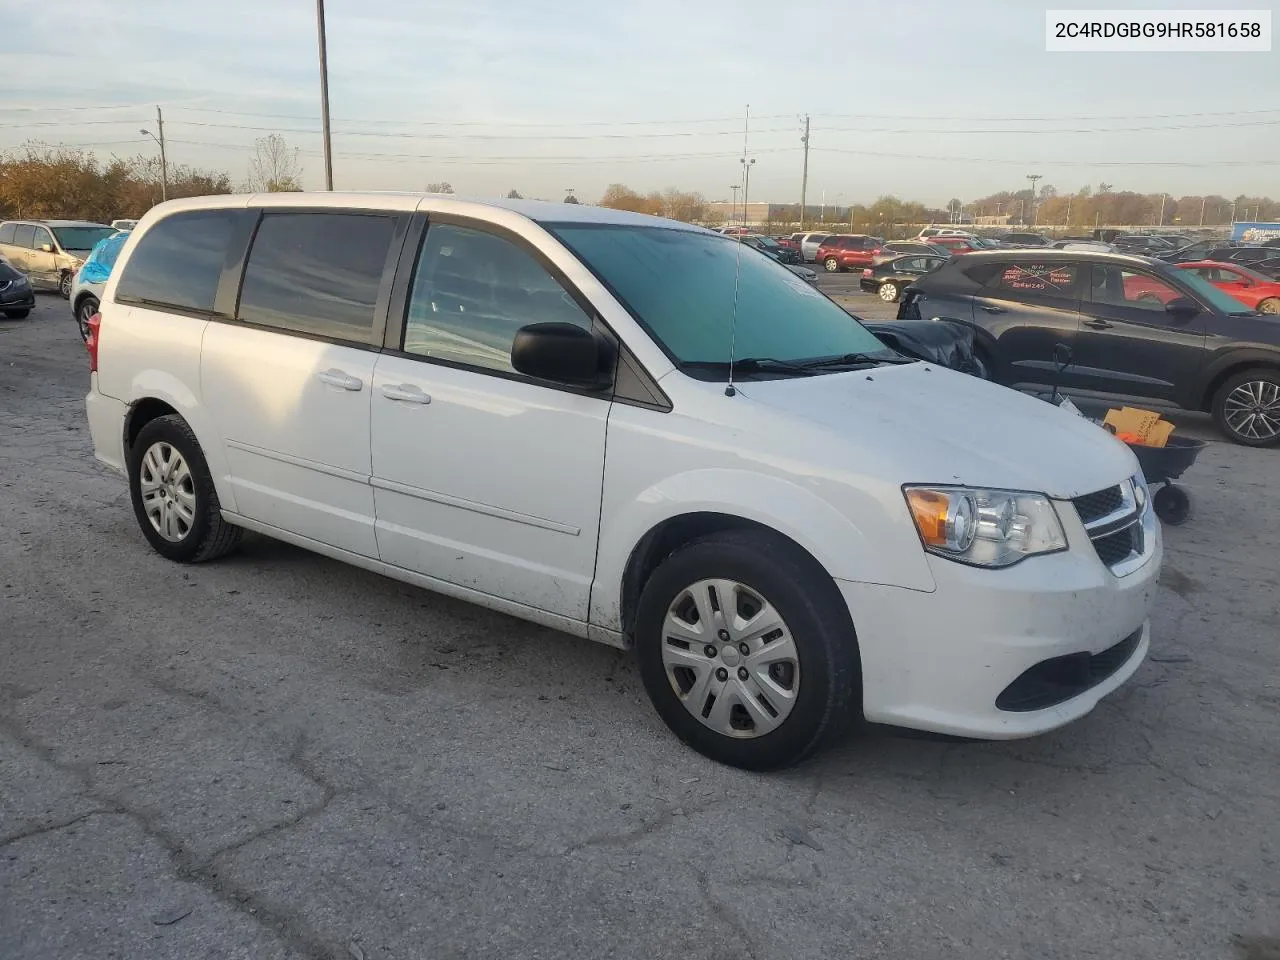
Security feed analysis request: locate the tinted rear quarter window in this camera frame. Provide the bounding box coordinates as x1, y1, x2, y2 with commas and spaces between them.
14, 225, 35, 249
237, 211, 395, 344
0, 224, 15, 245
967, 261, 1082, 300
115, 210, 238, 313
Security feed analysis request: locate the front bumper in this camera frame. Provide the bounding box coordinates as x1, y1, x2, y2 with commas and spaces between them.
1, 286, 36, 310
840, 501, 1161, 739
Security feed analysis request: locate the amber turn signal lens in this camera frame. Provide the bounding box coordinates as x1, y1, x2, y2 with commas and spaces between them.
906, 489, 951, 547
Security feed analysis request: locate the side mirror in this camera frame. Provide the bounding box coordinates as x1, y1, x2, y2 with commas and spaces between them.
511, 322, 612, 388
1052, 343, 1074, 371
39, 243, 54, 253
1165, 296, 1200, 320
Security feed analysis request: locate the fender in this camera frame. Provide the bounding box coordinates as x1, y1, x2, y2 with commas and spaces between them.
1193, 347, 1280, 409
124, 368, 239, 514
588, 467, 937, 633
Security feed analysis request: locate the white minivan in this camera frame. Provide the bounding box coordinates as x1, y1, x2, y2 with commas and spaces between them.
84, 193, 1161, 770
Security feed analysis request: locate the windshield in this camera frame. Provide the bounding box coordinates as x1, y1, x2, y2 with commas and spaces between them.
1173, 268, 1255, 314
548, 224, 896, 375
754, 236, 780, 249
51, 226, 115, 253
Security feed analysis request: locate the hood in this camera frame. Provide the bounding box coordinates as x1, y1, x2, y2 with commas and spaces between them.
735, 361, 1139, 499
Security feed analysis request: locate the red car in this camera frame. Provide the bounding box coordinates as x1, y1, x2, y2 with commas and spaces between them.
931, 236, 981, 255
1177, 261, 1280, 314
816, 234, 884, 272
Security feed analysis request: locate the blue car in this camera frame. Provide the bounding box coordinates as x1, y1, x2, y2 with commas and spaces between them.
71, 230, 130, 340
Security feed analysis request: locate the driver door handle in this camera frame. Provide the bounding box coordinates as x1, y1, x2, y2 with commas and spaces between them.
317, 368, 364, 391
979, 304, 1006, 314
1083, 318, 1113, 330
381, 383, 432, 404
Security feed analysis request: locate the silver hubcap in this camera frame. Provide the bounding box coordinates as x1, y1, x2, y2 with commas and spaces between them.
879, 283, 897, 301
661, 579, 800, 739
139, 442, 196, 542
825, 259, 838, 271
1260, 300, 1280, 315
1224, 380, 1280, 441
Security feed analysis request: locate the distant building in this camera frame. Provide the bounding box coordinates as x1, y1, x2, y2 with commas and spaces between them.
974, 214, 1012, 226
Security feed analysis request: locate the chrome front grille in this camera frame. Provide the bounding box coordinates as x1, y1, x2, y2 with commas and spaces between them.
1073, 480, 1147, 575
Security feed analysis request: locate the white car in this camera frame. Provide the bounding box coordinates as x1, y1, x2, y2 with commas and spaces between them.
84, 193, 1160, 770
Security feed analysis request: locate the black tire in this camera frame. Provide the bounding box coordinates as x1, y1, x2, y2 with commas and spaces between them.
1152, 484, 1191, 525
75, 296, 99, 342
1211, 367, 1280, 447
634, 529, 860, 771
3, 309, 30, 320
127, 414, 242, 562
824, 257, 840, 273
59, 272, 72, 299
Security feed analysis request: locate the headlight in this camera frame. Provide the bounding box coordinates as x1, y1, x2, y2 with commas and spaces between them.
904, 486, 1067, 568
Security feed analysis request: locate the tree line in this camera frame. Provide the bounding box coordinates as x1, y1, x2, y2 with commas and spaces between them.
4, 140, 1276, 232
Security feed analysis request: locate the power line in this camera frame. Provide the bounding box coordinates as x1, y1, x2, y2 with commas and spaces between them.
813, 107, 1280, 122
817, 119, 1280, 135
166, 120, 797, 140
166, 106, 795, 126
811, 147, 1280, 167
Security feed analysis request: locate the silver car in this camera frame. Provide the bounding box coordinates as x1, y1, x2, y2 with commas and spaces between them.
70, 230, 130, 340
798, 232, 831, 263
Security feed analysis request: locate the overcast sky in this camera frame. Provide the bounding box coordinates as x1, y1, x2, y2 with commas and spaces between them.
1, 0, 1276, 206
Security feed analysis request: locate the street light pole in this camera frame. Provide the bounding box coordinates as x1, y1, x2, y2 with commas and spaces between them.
1200, 196, 1207, 226
139, 113, 168, 202
1026, 174, 1042, 226
729, 184, 740, 224
315, 0, 334, 190
741, 158, 756, 223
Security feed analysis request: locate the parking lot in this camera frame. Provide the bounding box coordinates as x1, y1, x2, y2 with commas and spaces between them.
2, 291, 1277, 959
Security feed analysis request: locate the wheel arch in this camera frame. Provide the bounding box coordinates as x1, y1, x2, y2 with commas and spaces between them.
1197, 354, 1280, 411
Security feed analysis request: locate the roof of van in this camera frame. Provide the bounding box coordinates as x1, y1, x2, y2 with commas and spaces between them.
136, 192, 710, 232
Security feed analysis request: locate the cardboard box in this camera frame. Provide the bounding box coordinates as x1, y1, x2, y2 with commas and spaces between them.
1102, 406, 1175, 447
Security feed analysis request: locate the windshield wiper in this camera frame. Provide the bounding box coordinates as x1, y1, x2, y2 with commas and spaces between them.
798, 352, 916, 370
679, 357, 819, 376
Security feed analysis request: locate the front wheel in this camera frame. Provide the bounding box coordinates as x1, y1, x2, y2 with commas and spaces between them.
824, 257, 840, 272
878, 281, 899, 302
635, 529, 860, 770
1212, 368, 1280, 447
128, 414, 243, 562
76, 296, 99, 342
3, 309, 30, 320
1257, 297, 1280, 315
59, 272, 73, 299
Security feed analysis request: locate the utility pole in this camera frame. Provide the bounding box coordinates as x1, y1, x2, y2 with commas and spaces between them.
1200, 196, 1206, 226
156, 107, 168, 201
1157, 193, 1167, 227
140, 109, 168, 202
315, 0, 334, 190
1026, 174, 1042, 226
799, 114, 810, 232
1065, 196, 1072, 228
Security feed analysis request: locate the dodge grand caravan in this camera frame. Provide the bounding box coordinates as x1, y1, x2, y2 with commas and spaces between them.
84, 193, 1161, 770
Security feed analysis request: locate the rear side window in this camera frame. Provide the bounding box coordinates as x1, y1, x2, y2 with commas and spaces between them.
0, 223, 15, 244
115, 210, 237, 313
13, 224, 35, 249
972, 261, 1082, 300
238, 212, 395, 344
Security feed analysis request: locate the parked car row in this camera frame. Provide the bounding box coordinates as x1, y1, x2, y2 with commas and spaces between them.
0, 219, 116, 298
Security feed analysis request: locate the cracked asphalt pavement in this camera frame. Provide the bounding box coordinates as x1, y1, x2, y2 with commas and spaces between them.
2, 294, 1278, 960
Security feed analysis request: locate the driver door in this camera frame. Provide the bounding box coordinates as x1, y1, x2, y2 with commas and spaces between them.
1071, 263, 1208, 402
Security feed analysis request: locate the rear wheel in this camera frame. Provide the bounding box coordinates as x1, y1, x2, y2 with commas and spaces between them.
635, 529, 860, 770
128, 414, 243, 561
824, 257, 840, 273
59, 272, 73, 299
877, 281, 900, 302
1212, 368, 1280, 447
76, 296, 99, 342
1257, 297, 1280, 315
